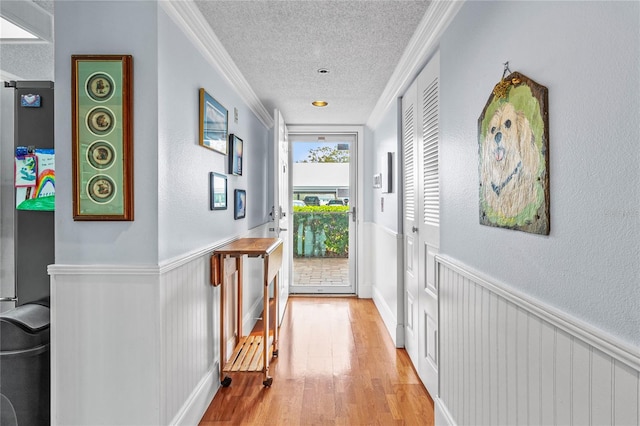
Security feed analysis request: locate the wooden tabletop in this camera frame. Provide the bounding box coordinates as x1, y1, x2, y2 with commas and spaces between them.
215, 238, 282, 257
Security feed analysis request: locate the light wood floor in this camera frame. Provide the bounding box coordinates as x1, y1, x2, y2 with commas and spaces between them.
200, 297, 434, 425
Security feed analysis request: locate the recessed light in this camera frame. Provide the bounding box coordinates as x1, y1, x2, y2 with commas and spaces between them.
317, 68, 330, 74
312, 101, 328, 107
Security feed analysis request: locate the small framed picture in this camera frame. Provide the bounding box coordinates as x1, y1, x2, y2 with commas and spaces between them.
199, 88, 228, 155
209, 172, 227, 210
228, 134, 243, 176
234, 189, 246, 219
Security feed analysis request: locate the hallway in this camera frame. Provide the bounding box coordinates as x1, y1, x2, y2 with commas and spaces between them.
199, 297, 434, 425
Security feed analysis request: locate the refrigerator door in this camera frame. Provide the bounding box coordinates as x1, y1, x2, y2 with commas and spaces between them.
3, 81, 54, 308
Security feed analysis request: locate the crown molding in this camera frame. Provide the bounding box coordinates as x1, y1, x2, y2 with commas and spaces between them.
366, 0, 464, 129
161, 1, 274, 129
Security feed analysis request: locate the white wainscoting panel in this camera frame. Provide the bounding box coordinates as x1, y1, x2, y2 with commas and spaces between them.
436, 256, 640, 426
50, 225, 272, 426
50, 269, 162, 426
160, 254, 216, 425
369, 222, 405, 347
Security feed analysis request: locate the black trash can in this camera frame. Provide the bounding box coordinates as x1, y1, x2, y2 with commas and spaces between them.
0, 302, 50, 426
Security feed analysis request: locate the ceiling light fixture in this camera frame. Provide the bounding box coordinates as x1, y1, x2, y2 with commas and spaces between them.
317, 68, 330, 74
312, 101, 328, 107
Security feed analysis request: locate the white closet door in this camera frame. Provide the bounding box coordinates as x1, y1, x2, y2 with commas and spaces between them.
417, 50, 440, 397
402, 79, 419, 366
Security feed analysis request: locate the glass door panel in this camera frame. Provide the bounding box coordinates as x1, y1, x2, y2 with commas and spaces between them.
289, 134, 356, 294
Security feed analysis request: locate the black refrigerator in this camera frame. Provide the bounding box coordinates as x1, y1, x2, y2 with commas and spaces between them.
2, 80, 54, 306
0, 80, 53, 426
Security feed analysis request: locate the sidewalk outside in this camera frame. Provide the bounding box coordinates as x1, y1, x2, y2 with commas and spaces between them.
292, 257, 348, 286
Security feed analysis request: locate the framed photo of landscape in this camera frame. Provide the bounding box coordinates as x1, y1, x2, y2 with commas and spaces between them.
71, 54, 134, 221
199, 88, 228, 154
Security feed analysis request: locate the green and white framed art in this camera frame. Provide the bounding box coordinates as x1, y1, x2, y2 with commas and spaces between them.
72, 54, 134, 221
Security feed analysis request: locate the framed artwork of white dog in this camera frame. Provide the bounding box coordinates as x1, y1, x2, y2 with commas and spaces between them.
478, 71, 549, 235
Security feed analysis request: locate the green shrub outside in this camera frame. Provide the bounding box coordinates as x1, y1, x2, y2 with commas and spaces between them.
293, 205, 349, 257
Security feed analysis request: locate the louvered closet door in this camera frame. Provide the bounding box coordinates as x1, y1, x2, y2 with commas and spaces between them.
402, 79, 420, 367
417, 51, 440, 397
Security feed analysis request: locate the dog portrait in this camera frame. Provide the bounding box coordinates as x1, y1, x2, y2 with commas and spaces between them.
478, 72, 549, 235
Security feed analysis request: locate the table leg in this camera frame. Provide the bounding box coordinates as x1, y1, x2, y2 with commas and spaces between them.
219, 255, 231, 386
262, 278, 271, 386
273, 273, 279, 355
236, 256, 243, 345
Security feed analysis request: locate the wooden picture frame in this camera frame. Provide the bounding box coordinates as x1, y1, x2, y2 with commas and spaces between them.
228, 134, 243, 176
210, 172, 227, 210
72, 54, 134, 221
199, 88, 228, 154
234, 189, 246, 219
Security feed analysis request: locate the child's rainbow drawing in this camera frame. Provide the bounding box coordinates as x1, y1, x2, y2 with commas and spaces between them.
16, 150, 55, 211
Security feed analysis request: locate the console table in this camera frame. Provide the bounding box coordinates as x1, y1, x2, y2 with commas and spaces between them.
211, 238, 283, 387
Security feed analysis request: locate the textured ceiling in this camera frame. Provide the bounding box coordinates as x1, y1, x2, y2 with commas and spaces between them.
195, 0, 431, 125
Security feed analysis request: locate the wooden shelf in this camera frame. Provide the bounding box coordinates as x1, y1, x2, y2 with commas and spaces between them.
223, 333, 274, 373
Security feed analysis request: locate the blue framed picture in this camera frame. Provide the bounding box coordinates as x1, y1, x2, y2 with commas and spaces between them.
199, 88, 228, 155
234, 189, 246, 219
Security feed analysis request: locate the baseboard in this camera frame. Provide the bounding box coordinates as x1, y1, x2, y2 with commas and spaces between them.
358, 282, 372, 298
372, 286, 401, 347
435, 397, 456, 426
170, 364, 219, 426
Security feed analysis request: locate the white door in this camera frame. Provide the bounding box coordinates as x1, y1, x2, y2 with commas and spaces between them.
402, 79, 420, 366
416, 51, 440, 396
288, 133, 357, 295
272, 109, 290, 325
402, 51, 441, 397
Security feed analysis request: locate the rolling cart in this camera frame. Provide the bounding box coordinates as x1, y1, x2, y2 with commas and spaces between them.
211, 238, 282, 387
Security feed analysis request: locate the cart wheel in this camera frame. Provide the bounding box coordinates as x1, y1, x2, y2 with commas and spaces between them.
221, 376, 232, 387
263, 377, 273, 387
273, 349, 279, 357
